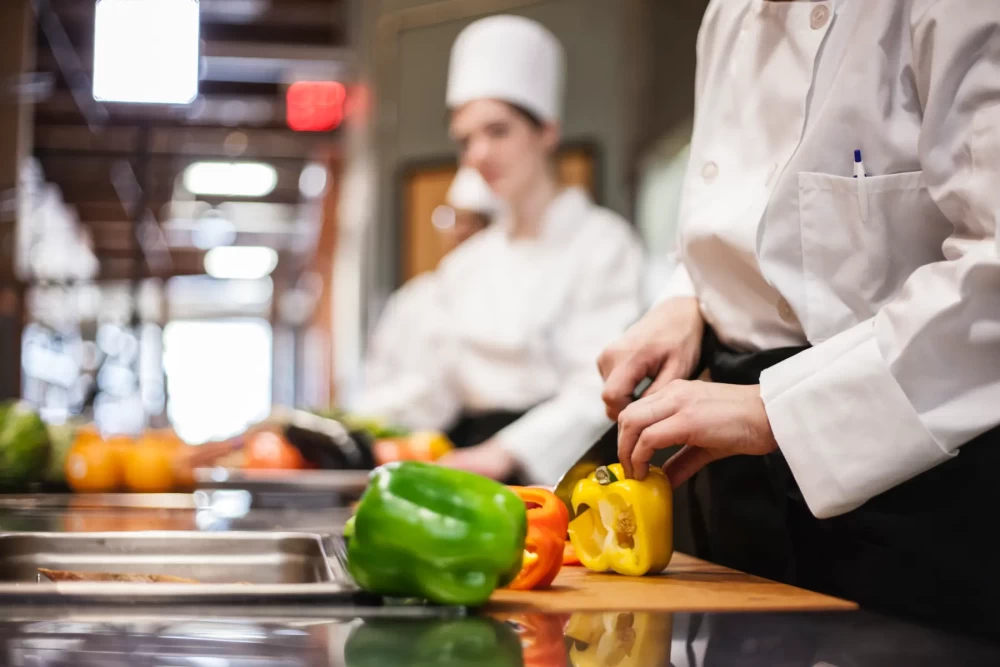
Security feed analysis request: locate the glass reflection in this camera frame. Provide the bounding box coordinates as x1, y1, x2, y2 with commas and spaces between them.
0, 609, 998, 666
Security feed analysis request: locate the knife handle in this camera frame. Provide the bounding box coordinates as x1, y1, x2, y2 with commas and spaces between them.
631, 376, 653, 401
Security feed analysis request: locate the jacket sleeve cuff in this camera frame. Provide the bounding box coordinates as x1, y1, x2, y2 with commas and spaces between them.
655, 261, 697, 304
759, 321, 955, 519
496, 407, 611, 487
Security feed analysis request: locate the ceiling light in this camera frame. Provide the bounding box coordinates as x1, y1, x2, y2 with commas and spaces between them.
183, 162, 278, 198
192, 210, 238, 250
204, 247, 278, 280
299, 164, 328, 199
93, 0, 200, 104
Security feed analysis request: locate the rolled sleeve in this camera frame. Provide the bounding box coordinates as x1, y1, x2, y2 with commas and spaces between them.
761, 1, 1000, 518
760, 321, 954, 518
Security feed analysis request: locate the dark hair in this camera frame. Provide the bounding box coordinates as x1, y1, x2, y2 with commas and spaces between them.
506, 103, 545, 130
445, 101, 546, 131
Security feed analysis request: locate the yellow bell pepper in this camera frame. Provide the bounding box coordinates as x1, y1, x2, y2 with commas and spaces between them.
567, 463, 672, 576
565, 611, 672, 667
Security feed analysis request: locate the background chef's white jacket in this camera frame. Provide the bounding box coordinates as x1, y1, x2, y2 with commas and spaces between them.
353, 272, 460, 431
663, 0, 1000, 518
353, 187, 645, 484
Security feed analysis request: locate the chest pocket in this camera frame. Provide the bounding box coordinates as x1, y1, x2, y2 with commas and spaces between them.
797, 170, 950, 341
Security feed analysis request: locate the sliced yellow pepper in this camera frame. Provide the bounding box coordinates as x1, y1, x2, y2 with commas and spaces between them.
567, 463, 672, 576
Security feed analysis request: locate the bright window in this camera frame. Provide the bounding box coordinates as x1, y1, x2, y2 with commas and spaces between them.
93, 0, 200, 104
163, 319, 272, 444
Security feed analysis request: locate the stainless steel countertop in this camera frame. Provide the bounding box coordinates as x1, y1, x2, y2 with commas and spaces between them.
0, 494, 998, 664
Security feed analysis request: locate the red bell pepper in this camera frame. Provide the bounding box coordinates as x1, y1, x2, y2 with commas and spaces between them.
507, 523, 565, 590
506, 487, 569, 590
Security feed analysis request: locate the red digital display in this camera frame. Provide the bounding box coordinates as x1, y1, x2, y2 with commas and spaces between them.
286, 81, 346, 132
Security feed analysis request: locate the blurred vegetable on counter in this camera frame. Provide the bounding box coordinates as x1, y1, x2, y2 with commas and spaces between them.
122, 433, 178, 493
243, 430, 306, 470
43, 418, 86, 485
562, 541, 581, 566
65, 432, 123, 493
372, 430, 453, 465
0, 401, 50, 490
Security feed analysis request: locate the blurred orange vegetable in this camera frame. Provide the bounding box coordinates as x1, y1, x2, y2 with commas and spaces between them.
123, 440, 175, 493
373, 431, 453, 466
563, 541, 582, 566
243, 430, 305, 470
66, 436, 123, 493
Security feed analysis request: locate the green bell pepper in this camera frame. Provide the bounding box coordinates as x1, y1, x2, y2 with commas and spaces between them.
344, 617, 525, 667
345, 461, 526, 606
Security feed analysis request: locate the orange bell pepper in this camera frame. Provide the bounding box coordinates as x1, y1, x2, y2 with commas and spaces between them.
507, 523, 564, 590
506, 487, 569, 590
563, 540, 582, 566
510, 486, 570, 538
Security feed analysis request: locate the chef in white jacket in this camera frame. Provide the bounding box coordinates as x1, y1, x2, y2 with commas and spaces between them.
352, 166, 500, 428
365, 15, 645, 485
599, 0, 1000, 640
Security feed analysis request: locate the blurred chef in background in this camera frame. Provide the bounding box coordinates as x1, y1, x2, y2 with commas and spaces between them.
436, 166, 501, 252
356, 15, 645, 484
351, 167, 498, 427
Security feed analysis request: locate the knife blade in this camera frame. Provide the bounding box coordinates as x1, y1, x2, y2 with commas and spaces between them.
553, 377, 652, 515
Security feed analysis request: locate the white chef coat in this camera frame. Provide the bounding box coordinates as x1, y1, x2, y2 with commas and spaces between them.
353, 272, 461, 431
664, 0, 1000, 518
354, 187, 645, 484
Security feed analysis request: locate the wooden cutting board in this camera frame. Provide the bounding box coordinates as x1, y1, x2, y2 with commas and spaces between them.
487, 552, 856, 613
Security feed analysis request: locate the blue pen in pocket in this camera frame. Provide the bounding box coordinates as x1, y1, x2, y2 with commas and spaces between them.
853, 149, 869, 222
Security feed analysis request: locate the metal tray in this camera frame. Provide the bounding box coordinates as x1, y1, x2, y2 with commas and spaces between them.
0, 531, 373, 605
195, 468, 371, 495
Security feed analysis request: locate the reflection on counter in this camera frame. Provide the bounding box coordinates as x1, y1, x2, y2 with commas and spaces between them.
1, 608, 999, 666
0, 491, 353, 535
0, 617, 336, 667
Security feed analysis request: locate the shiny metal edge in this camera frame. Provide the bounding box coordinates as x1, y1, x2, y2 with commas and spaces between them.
194, 468, 372, 492
0, 494, 197, 510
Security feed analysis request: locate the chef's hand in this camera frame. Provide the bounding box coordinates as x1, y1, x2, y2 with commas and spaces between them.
617, 380, 777, 485
436, 440, 516, 481
598, 297, 704, 421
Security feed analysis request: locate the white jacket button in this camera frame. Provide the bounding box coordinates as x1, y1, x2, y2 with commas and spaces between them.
702, 161, 719, 183
777, 297, 797, 324
810, 5, 830, 30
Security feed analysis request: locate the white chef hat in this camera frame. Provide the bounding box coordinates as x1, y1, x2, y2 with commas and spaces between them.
446, 167, 500, 215
446, 15, 565, 123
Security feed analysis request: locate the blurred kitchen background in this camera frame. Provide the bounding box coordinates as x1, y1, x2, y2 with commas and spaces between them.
0, 0, 705, 444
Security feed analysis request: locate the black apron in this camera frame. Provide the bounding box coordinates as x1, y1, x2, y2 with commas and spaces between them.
698, 327, 1000, 642
446, 409, 530, 486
